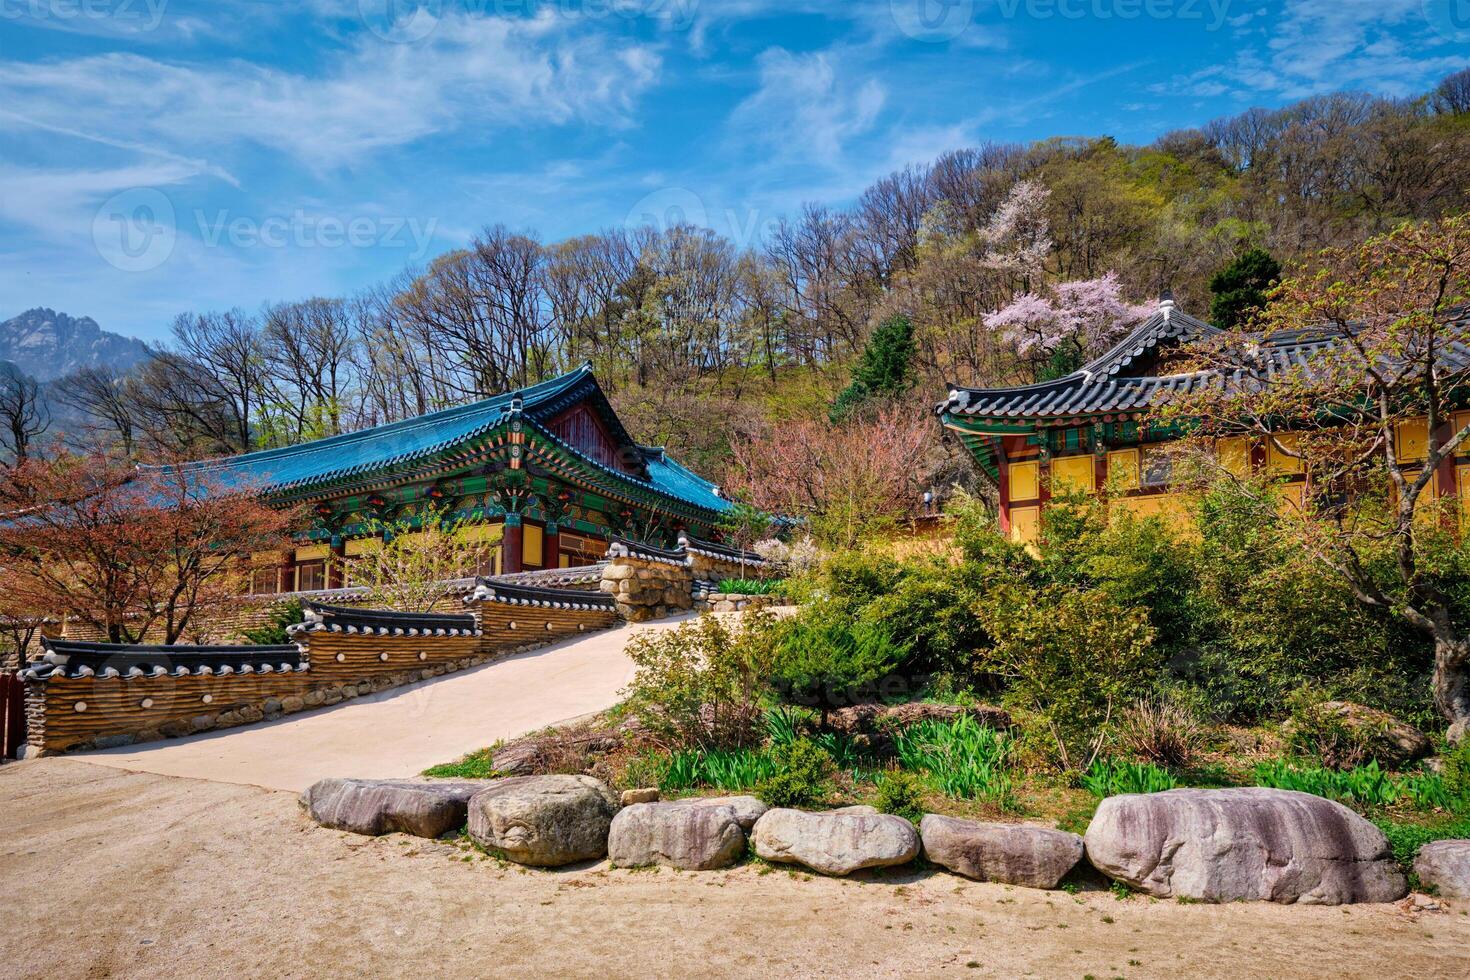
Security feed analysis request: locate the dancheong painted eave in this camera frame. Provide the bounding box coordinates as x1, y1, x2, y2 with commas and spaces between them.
143, 362, 735, 518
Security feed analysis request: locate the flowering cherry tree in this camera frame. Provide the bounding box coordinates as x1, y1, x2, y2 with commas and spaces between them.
985, 272, 1152, 378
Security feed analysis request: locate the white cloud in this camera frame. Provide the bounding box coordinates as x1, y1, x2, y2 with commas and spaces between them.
0, 10, 664, 171
727, 48, 887, 163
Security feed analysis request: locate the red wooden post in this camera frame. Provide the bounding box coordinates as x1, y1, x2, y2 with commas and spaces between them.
544, 523, 561, 570
502, 519, 524, 574
995, 437, 1011, 535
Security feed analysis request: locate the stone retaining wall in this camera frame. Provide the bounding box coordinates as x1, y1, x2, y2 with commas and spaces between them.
600, 555, 694, 622
692, 592, 780, 614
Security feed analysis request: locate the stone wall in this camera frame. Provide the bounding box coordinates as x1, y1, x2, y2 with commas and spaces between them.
600, 556, 694, 622
692, 592, 780, 614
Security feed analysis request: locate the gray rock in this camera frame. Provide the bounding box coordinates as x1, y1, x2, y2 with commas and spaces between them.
751, 807, 919, 876
467, 775, 619, 866
93, 733, 135, 750
304, 778, 488, 838
1414, 839, 1470, 900
666, 795, 768, 831
1084, 788, 1407, 905
920, 815, 1083, 888
609, 802, 747, 870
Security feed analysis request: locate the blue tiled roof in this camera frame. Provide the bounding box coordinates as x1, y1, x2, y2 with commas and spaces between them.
640, 447, 733, 513
153, 364, 733, 515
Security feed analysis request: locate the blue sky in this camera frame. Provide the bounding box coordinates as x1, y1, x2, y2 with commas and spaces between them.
1, 0, 1466, 342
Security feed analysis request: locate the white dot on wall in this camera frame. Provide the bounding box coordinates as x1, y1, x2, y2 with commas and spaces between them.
336, 653, 346, 663
508, 622, 517, 630
544, 623, 553, 631
418, 652, 427, 661
140, 698, 154, 709
202, 694, 213, 705
380, 652, 389, 662
74, 701, 87, 712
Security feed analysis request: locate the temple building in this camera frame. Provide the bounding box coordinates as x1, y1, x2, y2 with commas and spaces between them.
937, 298, 1470, 545
168, 363, 735, 594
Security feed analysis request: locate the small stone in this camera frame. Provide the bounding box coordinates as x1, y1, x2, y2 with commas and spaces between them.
281, 696, 305, 713
1414, 840, 1470, 900
467, 775, 619, 867
609, 802, 746, 870
621, 788, 661, 806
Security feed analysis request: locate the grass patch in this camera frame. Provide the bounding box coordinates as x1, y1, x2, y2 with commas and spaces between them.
894, 715, 1015, 807
423, 743, 504, 779
715, 577, 786, 596
1081, 758, 1178, 798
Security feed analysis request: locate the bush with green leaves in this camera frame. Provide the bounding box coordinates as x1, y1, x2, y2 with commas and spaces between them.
874, 769, 927, 822
240, 599, 303, 645
766, 605, 912, 723
754, 737, 837, 808
621, 612, 782, 751
716, 578, 786, 596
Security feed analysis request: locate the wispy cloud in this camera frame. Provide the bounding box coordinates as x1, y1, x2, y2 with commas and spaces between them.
0, 10, 664, 171
727, 47, 887, 163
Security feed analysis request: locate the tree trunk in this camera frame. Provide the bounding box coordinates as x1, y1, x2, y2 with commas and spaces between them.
1435, 634, 1470, 743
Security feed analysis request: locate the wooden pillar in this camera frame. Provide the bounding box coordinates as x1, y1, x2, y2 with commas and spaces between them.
995, 437, 1011, 534
327, 539, 346, 590
544, 523, 561, 570
502, 517, 523, 575
278, 550, 296, 595
1435, 420, 1458, 499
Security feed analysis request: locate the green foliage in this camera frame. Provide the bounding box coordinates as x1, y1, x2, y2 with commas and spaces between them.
715, 501, 775, 554
1208, 247, 1281, 329
874, 769, 928, 822
716, 578, 786, 596
978, 583, 1157, 771
754, 737, 837, 808
1251, 760, 1401, 807
766, 606, 912, 717
831, 314, 916, 421
1081, 758, 1179, 798
893, 716, 1014, 804
240, 599, 303, 645
660, 747, 778, 793
621, 612, 782, 751
1373, 814, 1470, 873
423, 743, 503, 779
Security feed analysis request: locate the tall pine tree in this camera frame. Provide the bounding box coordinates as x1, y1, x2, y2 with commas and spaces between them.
1209, 248, 1281, 329
831, 314, 917, 421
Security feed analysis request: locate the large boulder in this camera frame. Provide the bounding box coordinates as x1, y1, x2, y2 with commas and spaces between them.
608, 802, 747, 870
1084, 787, 1407, 905
666, 795, 768, 832
467, 775, 619, 866
920, 815, 1083, 889
751, 807, 920, 876
1414, 840, 1470, 900
303, 778, 488, 838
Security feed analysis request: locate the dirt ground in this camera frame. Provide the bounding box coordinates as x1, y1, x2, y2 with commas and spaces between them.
2, 759, 1467, 980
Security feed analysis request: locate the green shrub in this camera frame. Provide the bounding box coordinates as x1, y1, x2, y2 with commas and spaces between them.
894, 716, 1014, 804
1442, 739, 1470, 803
767, 607, 911, 722
1081, 758, 1179, 798
241, 599, 303, 645
622, 612, 781, 750
754, 737, 836, 808
875, 770, 927, 822
978, 584, 1156, 771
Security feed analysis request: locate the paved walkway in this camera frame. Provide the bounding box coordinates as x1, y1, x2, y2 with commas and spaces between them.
78, 616, 692, 793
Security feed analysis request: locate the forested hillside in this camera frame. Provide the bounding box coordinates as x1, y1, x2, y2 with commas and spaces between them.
41, 69, 1470, 482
